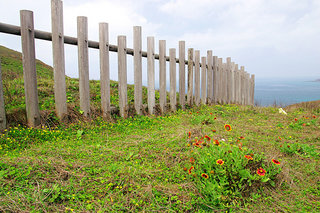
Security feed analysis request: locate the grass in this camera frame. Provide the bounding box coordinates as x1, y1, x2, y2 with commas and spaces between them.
0, 45, 320, 212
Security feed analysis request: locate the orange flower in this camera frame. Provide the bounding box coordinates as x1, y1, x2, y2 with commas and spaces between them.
244, 155, 253, 160
210, 170, 214, 174
312, 115, 316, 119
183, 167, 187, 171
204, 135, 211, 141
195, 142, 202, 148
216, 159, 224, 165
190, 157, 195, 164
188, 166, 194, 174
302, 123, 306, 126
201, 173, 209, 179
257, 167, 266, 176
294, 118, 298, 122
212, 130, 216, 133
210, 113, 213, 115
214, 117, 217, 120
214, 140, 220, 146
224, 124, 232, 131
272, 159, 280, 165
188, 131, 191, 138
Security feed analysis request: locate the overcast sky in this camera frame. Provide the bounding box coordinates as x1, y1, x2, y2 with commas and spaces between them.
0, 0, 319, 83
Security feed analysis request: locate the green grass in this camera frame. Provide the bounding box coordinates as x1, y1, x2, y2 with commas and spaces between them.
0, 45, 319, 212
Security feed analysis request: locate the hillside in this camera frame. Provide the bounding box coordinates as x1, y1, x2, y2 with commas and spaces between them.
0, 45, 163, 126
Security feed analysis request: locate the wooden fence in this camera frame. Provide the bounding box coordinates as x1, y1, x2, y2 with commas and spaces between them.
0, 0, 255, 129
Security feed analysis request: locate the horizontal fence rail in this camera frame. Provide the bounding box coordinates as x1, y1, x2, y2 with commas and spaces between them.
0, 0, 255, 130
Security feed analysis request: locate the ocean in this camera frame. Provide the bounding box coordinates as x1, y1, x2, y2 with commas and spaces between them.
151, 77, 320, 107
254, 77, 320, 106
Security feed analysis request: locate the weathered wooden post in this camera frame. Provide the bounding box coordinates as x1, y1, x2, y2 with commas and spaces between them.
251, 74, 255, 106
231, 62, 235, 104
224, 62, 229, 104
159, 40, 166, 113
226, 57, 232, 104
179, 41, 185, 109
201, 56, 206, 104
118, 36, 128, 118
207, 51, 213, 104
245, 72, 250, 105
240, 66, 245, 105
133, 26, 142, 115
77, 16, 90, 117
218, 58, 223, 104
99, 23, 110, 118
20, 10, 41, 127
237, 65, 241, 104
213, 56, 218, 103
147, 36, 155, 114
169, 48, 176, 111
51, 0, 67, 120
194, 50, 200, 106
234, 64, 239, 104
0, 61, 6, 131
187, 48, 194, 106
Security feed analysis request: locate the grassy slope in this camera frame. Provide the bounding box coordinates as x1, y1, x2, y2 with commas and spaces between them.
0, 45, 164, 125
0, 45, 319, 212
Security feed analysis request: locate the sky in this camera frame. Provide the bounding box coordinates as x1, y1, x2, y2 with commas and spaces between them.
0, 0, 319, 84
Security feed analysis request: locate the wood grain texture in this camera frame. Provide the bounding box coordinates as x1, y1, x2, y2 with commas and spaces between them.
51, 0, 67, 120
187, 48, 194, 106
118, 36, 128, 118
20, 10, 40, 127
147, 36, 155, 114
169, 48, 176, 111
159, 40, 166, 113
133, 26, 142, 115
99, 23, 110, 118
179, 41, 185, 108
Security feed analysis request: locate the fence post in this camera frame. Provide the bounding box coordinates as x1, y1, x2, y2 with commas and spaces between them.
77, 16, 90, 117
51, 0, 67, 120
187, 48, 194, 106
99, 23, 110, 118
118, 36, 128, 118
133, 26, 142, 115
240, 66, 245, 105
169, 48, 176, 111
20, 10, 41, 127
201, 56, 207, 104
226, 57, 232, 104
159, 40, 166, 113
245, 72, 249, 105
207, 51, 213, 104
147, 36, 155, 114
179, 41, 185, 109
218, 58, 223, 104
0, 61, 6, 131
213, 56, 218, 103
194, 50, 200, 106
251, 74, 255, 106
234, 64, 239, 104
231, 62, 235, 104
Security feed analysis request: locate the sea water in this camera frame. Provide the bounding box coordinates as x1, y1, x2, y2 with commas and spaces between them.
254, 77, 320, 106
153, 77, 319, 107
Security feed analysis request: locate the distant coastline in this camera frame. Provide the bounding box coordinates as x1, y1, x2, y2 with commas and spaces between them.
313, 79, 320, 82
